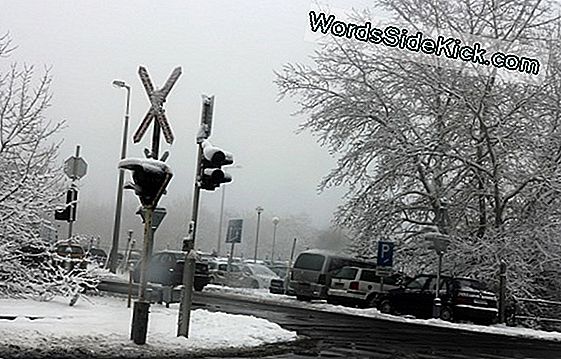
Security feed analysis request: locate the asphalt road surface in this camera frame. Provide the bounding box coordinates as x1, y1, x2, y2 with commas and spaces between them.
194, 291, 561, 359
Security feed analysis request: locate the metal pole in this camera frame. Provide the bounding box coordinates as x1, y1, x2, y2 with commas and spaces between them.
217, 185, 226, 255
131, 205, 153, 345
499, 261, 507, 323
253, 207, 263, 263
109, 85, 131, 273
127, 238, 135, 308
433, 251, 443, 318
68, 145, 80, 239
178, 144, 203, 338
228, 241, 235, 272
271, 221, 278, 265
285, 238, 297, 293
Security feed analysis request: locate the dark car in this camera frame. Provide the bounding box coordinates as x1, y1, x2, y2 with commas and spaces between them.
378, 274, 498, 324
87, 248, 108, 266
52, 240, 88, 270
132, 250, 209, 291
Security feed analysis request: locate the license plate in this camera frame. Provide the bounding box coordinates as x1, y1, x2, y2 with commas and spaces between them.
473, 299, 487, 305
333, 282, 344, 288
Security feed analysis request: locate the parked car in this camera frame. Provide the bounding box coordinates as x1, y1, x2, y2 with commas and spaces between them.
378, 274, 498, 324
51, 239, 87, 269
289, 249, 376, 301
268, 264, 289, 278
132, 250, 209, 291
327, 266, 403, 307
209, 261, 280, 289
86, 248, 108, 266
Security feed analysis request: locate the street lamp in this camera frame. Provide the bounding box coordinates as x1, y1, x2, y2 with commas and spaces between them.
271, 217, 279, 265
421, 228, 450, 319
108, 79, 131, 273
253, 206, 264, 263
216, 165, 242, 256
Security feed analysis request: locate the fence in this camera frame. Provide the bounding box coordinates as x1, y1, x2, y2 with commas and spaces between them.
511, 296, 561, 331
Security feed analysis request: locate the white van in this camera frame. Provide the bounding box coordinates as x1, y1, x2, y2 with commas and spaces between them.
289, 249, 375, 301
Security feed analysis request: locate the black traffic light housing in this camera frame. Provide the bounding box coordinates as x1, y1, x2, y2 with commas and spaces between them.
119, 158, 173, 207
200, 140, 233, 191
54, 187, 78, 222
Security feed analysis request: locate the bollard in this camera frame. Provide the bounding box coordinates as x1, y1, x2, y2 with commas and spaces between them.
433, 297, 442, 318
499, 261, 507, 323
131, 301, 150, 344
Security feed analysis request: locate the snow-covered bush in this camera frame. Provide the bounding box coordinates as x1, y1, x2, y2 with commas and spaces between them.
0, 33, 100, 303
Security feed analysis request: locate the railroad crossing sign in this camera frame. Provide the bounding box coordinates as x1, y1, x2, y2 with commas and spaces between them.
226, 219, 243, 243
64, 156, 88, 180
133, 66, 182, 144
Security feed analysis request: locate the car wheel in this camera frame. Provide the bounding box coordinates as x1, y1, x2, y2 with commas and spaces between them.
440, 306, 454, 322
366, 294, 379, 308
379, 299, 393, 314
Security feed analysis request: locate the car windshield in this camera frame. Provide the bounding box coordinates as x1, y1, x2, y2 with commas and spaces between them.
455, 278, 486, 290
56, 245, 83, 255
272, 266, 288, 277
247, 264, 277, 276
294, 253, 325, 271
333, 267, 358, 280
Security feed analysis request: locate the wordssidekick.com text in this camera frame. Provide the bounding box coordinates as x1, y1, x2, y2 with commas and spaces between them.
309, 10, 541, 76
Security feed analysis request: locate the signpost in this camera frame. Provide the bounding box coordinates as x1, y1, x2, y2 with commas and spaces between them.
127, 65, 180, 345
376, 241, 395, 292
64, 156, 88, 180
226, 219, 243, 272
59, 145, 87, 238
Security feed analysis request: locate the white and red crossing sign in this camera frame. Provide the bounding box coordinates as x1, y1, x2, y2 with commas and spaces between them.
133, 66, 182, 144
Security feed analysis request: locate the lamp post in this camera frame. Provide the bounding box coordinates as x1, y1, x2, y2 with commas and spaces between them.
421, 228, 450, 319
108, 79, 131, 273
271, 217, 279, 265
253, 206, 264, 263
216, 165, 242, 256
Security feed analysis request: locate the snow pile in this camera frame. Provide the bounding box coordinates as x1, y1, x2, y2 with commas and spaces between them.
0, 295, 297, 356
204, 285, 561, 342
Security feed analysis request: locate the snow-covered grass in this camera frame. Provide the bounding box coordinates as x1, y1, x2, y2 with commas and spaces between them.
204, 284, 561, 342
0, 294, 297, 357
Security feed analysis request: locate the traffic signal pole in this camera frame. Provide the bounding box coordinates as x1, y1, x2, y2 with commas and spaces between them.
178, 141, 203, 338
67, 145, 80, 239
131, 205, 153, 344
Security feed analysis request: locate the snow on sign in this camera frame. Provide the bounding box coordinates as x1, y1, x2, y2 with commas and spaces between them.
64, 156, 88, 179
133, 66, 182, 144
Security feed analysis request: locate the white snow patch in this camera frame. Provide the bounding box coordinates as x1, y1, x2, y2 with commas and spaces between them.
204, 284, 561, 342
0, 295, 297, 355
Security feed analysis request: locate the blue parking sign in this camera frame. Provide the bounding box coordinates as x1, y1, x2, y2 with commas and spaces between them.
377, 241, 394, 267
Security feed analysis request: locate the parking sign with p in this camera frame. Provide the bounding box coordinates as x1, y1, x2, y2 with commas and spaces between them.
377, 241, 394, 267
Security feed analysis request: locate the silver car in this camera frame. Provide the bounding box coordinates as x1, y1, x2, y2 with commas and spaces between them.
209, 261, 279, 289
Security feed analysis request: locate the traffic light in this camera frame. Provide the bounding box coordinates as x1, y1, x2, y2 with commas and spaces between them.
119, 158, 173, 207
200, 140, 233, 191
54, 187, 78, 222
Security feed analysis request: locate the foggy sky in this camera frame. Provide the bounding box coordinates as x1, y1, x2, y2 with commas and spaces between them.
0, 1, 369, 243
